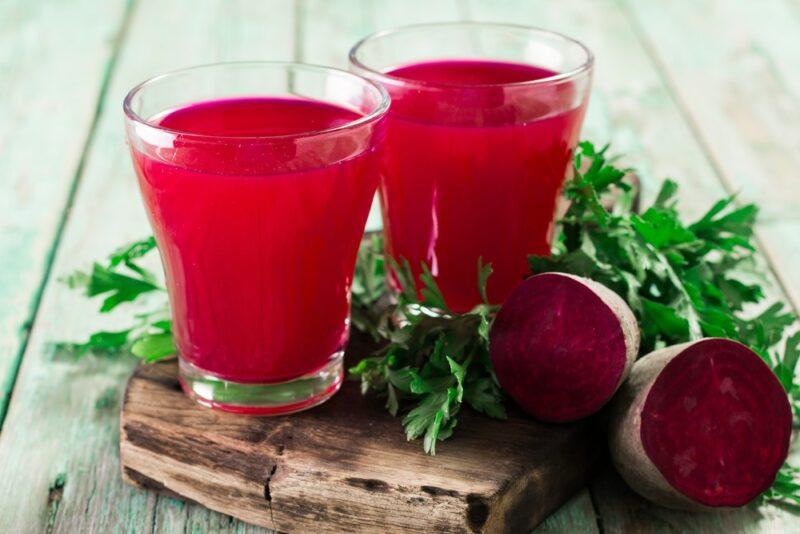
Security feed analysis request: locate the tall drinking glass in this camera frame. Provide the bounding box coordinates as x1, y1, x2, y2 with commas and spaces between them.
350, 23, 593, 311
124, 62, 389, 414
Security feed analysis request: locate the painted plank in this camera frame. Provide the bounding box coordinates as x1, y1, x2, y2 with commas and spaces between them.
464, 0, 800, 532
534, 489, 599, 534
624, 0, 800, 311
299, 0, 467, 71
0, 0, 294, 531
0, 0, 130, 423
591, 460, 800, 534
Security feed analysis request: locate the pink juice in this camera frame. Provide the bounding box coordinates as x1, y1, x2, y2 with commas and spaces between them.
130, 97, 380, 384
380, 59, 588, 311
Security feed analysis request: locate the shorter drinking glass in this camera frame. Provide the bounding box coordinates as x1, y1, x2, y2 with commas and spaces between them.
124, 62, 389, 415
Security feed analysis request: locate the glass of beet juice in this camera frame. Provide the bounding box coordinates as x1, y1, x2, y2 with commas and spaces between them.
350, 23, 593, 311
123, 62, 389, 414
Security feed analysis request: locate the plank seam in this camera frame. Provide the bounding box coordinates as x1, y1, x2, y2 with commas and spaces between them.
0, 0, 139, 430
586, 487, 606, 534
293, 0, 305, 62
617, 0, 800, 314
149, 497, 158, 534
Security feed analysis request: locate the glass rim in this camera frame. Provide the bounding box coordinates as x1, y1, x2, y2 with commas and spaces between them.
123, 61, 391, 141
348, 21, 594, 89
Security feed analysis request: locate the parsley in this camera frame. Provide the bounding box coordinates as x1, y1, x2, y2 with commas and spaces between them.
350, 233, 390, 341
763, 465, 800, 506
55, 237, 174, 361
60, 236, 160, 313
350, 249, 505, 454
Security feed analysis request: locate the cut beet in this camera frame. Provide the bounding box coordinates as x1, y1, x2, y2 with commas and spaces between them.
608, 338, 792, 510
489, 272, 639, 422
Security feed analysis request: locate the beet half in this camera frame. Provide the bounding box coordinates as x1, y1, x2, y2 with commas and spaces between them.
489, 272, 639, 422
608, 338, 792, 509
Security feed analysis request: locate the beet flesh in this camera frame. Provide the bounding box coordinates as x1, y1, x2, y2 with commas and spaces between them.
608, 338, 792, 509
489, 272, 639, 422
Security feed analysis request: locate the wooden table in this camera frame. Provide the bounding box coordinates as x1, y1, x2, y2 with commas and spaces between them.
1, 0, 798, 531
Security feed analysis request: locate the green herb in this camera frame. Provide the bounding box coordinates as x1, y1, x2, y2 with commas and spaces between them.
60, 238, 160, 313
349, 250, 505, 454
763, 465, 800, 506
350, 233, 390, 341
55, 237, 174, 361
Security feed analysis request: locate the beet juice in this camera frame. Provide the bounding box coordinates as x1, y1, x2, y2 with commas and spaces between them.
350, 25, 593, 311
380, 60, 586, 311
124, 63, 388, 414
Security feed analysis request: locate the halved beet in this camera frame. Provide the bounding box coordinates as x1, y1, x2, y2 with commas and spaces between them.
489, 272, 639, 422
608, 338, 792, 510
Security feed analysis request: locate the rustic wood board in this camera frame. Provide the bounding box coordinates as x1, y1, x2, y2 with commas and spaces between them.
120, 335, 596, 533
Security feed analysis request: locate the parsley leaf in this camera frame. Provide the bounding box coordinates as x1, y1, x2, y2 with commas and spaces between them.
350, 240, 505, 454
56, 237, 173, 362
351, 233, 390, 341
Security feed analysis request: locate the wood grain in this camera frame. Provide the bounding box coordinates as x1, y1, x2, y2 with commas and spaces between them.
120, 334, 595, 534
0, 0, 130, 423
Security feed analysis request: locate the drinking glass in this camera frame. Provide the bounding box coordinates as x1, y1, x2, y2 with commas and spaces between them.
350, 23, 593, 311
124, 62, 389, 414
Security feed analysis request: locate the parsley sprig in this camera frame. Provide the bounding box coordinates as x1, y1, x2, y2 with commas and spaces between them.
56, 236, 174, 361
349, 254, 505, 454
350, 233, 390, 341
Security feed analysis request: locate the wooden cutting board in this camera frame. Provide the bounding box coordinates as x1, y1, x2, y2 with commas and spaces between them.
120, 333, 596, 533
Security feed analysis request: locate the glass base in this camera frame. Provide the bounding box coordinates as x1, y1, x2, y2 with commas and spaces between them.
178, 352, 344, 416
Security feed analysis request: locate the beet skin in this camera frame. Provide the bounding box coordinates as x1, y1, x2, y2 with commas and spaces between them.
489, 272, 639, 422
608, 338, 792, 509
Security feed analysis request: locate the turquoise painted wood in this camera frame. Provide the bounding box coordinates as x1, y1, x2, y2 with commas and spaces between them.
0, 0, 130, 424
0, 0, 798, 532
